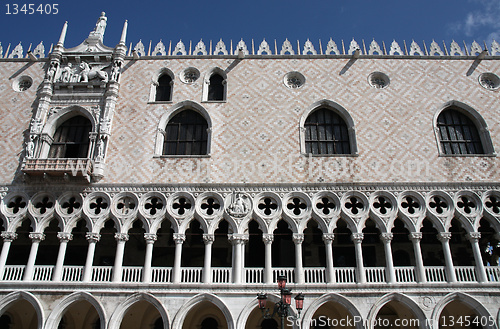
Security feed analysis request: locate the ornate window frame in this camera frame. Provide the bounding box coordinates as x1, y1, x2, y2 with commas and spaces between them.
299, 99, 358, 156
154, 101, 212, 157
433, 100, 495, 156
39, 106, 97, 158
202, 67, 227, 103
148, 68, 175, 103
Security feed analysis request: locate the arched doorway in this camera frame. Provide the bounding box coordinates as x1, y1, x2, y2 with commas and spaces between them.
118, 300, 163, 329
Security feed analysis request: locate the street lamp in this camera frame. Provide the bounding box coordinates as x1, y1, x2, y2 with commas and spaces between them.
257, 275, 304, 329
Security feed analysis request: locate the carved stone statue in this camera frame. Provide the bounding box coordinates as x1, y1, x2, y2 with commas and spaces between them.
96, 137, 105, 159
89, 12, 107, 41
60, 63, 75, 83
79, 62, 108, 83
26, 136, 35, 158
45, 61, 58, 82
110, 60, 121, 82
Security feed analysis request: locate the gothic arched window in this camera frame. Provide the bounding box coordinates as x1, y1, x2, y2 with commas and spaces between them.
305, 108, 351, 155
163, 110, 208, 155
207, 73, 225, 101
437, 108, 485, 155
156, 74, 172, 102
49, 116, 92, 158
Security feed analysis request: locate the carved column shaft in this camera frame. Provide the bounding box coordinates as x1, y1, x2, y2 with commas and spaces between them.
467, 232, 488, 283
112, 233, 129, 282
0, 232, 17, 279
23, 233, 45, 281
293, 233, 305, 284
409, 232, 426, 283
203, 234, 215, 283
380, 233, 396, 284
351, 233, 366, 284
322, 233, 335, 283
172, 233, 185, 283
143, 233, 157, 283
53, 232, 73, 281
438, 232, 457, 283
262, 233, 274, 284
83, 233, 100, 282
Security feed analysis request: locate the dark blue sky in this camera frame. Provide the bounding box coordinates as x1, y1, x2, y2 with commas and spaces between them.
1, 0, 499, 54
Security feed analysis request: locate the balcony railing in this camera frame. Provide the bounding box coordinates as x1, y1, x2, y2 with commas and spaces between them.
1, 265, 498, 284
22, 158, 92, 176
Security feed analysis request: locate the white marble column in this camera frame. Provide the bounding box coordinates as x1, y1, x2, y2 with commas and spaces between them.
380, 233, 396, 283
351, 233, 366, 284
229, 234, 248, 284
112, 233, 129, 282
263, 233, 274, 284
467, 232, 488, 283
438, 232, 457, 283
142, 233, 157, 283
172, 233, 185, 283
23, 233, 45, 281
0, 232, 17, 280
83, 233, 100, 282
409, 232, 426, 283
293, 233, 305, 284
203, 234, 214, 283
322, 233, 335, 283
52, 232, 73, 281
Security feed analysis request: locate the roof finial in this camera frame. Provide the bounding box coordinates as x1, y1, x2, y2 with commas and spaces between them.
57, 21, 68, 46
120, 20, 128, 45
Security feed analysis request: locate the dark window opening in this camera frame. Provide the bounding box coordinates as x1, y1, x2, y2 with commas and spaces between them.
156, 74, 172, 101
201, 317, 218, 329
163, 110, 208, 155
437, 108, 484, 155
208, 73, 225, 101
305, 108, 351, 155
48, 116, 92, 158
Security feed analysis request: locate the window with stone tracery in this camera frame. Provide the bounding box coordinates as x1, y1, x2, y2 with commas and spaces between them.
305, 108, 351, 155
48, 116, 92, 158
162, 110, 208, 155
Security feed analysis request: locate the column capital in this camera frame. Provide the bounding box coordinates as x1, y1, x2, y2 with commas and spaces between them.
351, 233, 364, 243
1, 231, 17, 242
322, 233, 335, 243
29, 232, 45, 242
438, 232, 452, 242
228, 234, 249, 245
173, 233, 186, 244
466, 232, 481, 242
409, 232, 422, 241
380, 232, 393, 242
203, 234, 215, 244
292, 233, 304, 244
115, 233, 129, 242
144, 233, 158, 243
57, 232, 73, 242
262, 233, 274, 244
85, 232, 101, 243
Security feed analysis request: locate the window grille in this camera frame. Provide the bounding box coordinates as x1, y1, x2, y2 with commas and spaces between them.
163, 110, 208, 155
48, 116, 92, 158
437, 108, 484, 155
305, 108, 351, 155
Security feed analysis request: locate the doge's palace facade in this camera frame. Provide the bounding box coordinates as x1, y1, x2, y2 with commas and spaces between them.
0, 13, 499, 329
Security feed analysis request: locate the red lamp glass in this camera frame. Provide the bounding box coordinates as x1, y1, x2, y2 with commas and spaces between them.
282, 288, 292, 305
277, 275, 287, 289
257, 293, 267, 309
294, 293, 304, 311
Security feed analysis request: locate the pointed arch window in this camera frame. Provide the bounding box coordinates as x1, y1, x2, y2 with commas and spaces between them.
437, 108, 485, 155
156, 74, 172, 102
207, 73, 225, 101
163, 110, 208, 155
48, 116, 92, 158
305, 108, 351, 155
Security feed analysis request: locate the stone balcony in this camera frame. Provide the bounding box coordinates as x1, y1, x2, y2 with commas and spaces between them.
21, 158, 93, 178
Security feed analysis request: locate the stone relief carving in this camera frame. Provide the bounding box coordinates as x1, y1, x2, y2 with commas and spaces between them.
110, 60, 121, 82
348, 39, 361, 55
227, 192, 251, 218
429, 40, 444, 56
79, 62, 108, 83
26, 135, 35, 158
237, 39, 249, 55
470, 41, 482, 56
32, 42, 45, 58
369, 40, 383, 55
409, 41, 424, 56
45, 61, 59, 82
